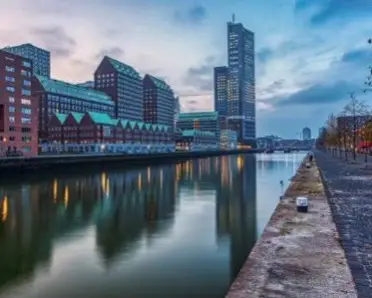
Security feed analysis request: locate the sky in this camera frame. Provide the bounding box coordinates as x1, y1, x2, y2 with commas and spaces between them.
0, 0, 372, 138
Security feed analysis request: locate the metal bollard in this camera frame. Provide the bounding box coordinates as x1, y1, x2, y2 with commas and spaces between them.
296, 196, 308, 213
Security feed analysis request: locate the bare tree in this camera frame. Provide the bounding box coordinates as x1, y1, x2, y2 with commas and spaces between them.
341, 93, 371, 161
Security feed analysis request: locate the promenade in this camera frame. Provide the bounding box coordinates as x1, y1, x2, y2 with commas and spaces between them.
226, 156, 356, 298
316, 150, 372, 297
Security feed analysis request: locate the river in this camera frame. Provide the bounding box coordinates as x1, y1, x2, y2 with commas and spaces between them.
0, 152, 305, 298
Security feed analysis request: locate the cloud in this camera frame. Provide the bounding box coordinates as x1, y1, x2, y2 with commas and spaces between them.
277, 81, 358, 106
182, 55, 217, 93
95, 47, 124, 60
295, 0, 372, 25
257, 47, 273, 63
29, 26, 76, 57
174, 5, 207, 24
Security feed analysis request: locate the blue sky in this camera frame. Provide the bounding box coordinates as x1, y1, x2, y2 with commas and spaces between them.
1, 0, 372, 138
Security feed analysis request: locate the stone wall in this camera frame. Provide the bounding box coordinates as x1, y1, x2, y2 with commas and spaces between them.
226, 159, 357, 297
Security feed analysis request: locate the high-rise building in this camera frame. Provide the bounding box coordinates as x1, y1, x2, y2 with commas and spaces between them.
32, 75, 115, 139
0, 50, 38, 156
214, 66, 228, 116
3, 43, 51, 78
143, 74, 174, 128
94, 56, 143, 121
302, 127, 311, 140
174, 96, 180, 131
177, 112, 221, 138
227, 19, 256, 146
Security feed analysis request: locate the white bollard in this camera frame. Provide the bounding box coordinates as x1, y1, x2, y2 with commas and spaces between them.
306, 162, 311, 168
296, 196, 308, 213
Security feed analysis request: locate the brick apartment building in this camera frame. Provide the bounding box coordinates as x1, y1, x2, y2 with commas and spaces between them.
0, 50, 38, 156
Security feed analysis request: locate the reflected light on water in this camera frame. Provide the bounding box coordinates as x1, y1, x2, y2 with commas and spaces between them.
53, 179, 58, 202
1, 196, 8, 222
64, 186, 69, 207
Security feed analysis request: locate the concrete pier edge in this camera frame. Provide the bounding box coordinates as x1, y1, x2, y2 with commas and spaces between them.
225, 157, 357, 298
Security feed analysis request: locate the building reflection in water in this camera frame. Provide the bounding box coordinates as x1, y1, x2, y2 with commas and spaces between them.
0, 154, 258, 297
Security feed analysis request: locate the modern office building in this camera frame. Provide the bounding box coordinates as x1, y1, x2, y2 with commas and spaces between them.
177, 112, 221, 138
174, 96, 180, 130
302, 127, 311, 140
143, 74, 174, 128
0, 50, 38, 156
214, 18, 256, 146
3, 43, 51, 78
214, 66, 228, 116
175, 130, 218, 151
94, 56, 143, 121
32, 75, 115, 140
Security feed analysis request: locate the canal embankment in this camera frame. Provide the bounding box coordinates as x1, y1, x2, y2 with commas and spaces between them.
226, 156, 357, 298
0, 149, 262, 176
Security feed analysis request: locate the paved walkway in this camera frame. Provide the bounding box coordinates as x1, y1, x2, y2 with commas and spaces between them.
226, 159, 356, 298
315, 150, 372, 297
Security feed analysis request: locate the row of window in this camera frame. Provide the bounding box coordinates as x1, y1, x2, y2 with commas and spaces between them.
5, 86, 31, 95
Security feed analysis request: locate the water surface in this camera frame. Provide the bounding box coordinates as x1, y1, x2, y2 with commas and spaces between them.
0, 153, 304, 298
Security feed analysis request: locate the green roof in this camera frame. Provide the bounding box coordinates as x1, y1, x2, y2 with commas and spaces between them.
106, 56, 141, 80
145, 123, 152, 131
70, 112, 84, 123
35, 75, 113, 105
54, 112, 68, 124
129, 121, 137, 129
179, 112, 218, 121
145, 74, 172, 92
87, 112, 117, 126
182, 129, 215, 137
120, 119, 129, 128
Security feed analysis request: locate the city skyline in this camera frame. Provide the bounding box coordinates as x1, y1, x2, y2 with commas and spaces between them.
1, 1, 371, 138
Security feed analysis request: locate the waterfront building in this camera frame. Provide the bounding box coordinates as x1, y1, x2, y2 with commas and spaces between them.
214, 66, 228, 117
220, 129, 238, 150
177, 112, 221, 140
32, 75, 115, 140
227, 20, 256, 146
175, 130, 218, 151
3, 43, 51, 78
143, 74, 174, 128
45, 111, 174, 154
94, 56, 143, 121
302, 127, 311, 140
174, 96, 180, 131
0, 50, 38, 156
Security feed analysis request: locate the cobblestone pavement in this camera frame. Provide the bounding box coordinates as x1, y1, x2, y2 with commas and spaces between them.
315, 150, 372, 297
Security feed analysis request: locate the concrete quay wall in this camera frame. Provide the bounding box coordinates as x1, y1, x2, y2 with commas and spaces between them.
0, 149, 260, 175
226, 159, 357, 297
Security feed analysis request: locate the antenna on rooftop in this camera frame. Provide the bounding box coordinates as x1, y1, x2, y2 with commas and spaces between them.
232, 13, 235, 23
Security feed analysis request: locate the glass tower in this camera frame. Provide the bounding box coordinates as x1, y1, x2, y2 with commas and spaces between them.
227, 21, 256, 145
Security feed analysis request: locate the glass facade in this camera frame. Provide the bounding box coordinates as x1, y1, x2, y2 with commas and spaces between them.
227, 22, 256, 144
3, 43, 51, 78
214, 66, 228, 117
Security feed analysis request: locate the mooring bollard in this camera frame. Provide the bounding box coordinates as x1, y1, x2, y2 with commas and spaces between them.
296, 196, 308, 213
279, 180, 284, 200
306, 162, 311, 168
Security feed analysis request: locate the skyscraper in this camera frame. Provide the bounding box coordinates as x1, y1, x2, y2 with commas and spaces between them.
214, 66, 228, 117
227, 19, 256, 146
3, 43, 51, 78
302, 127, 311, 140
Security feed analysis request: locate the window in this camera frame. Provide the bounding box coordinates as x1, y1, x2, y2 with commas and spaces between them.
21, 108, 32, 115
22, 136, 32, 142
8, 106, 15, 113
21, 98, 31, 105
21, 70, 31, 77
22, 89, 31, 96
5, 76, 15, 82
9, 117, 15, 123
9, 136, 15, 141
22, 61, 31, 68
9, 126, 16, 132
21, 117, 31, 124
5, 66, 15, 72
5, 56, 14, 61
9, 97, 15, 103
22, 146, 31, 153
6, 86, 15, 93
21, 127, 32, 133
23, 80, 31, 87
